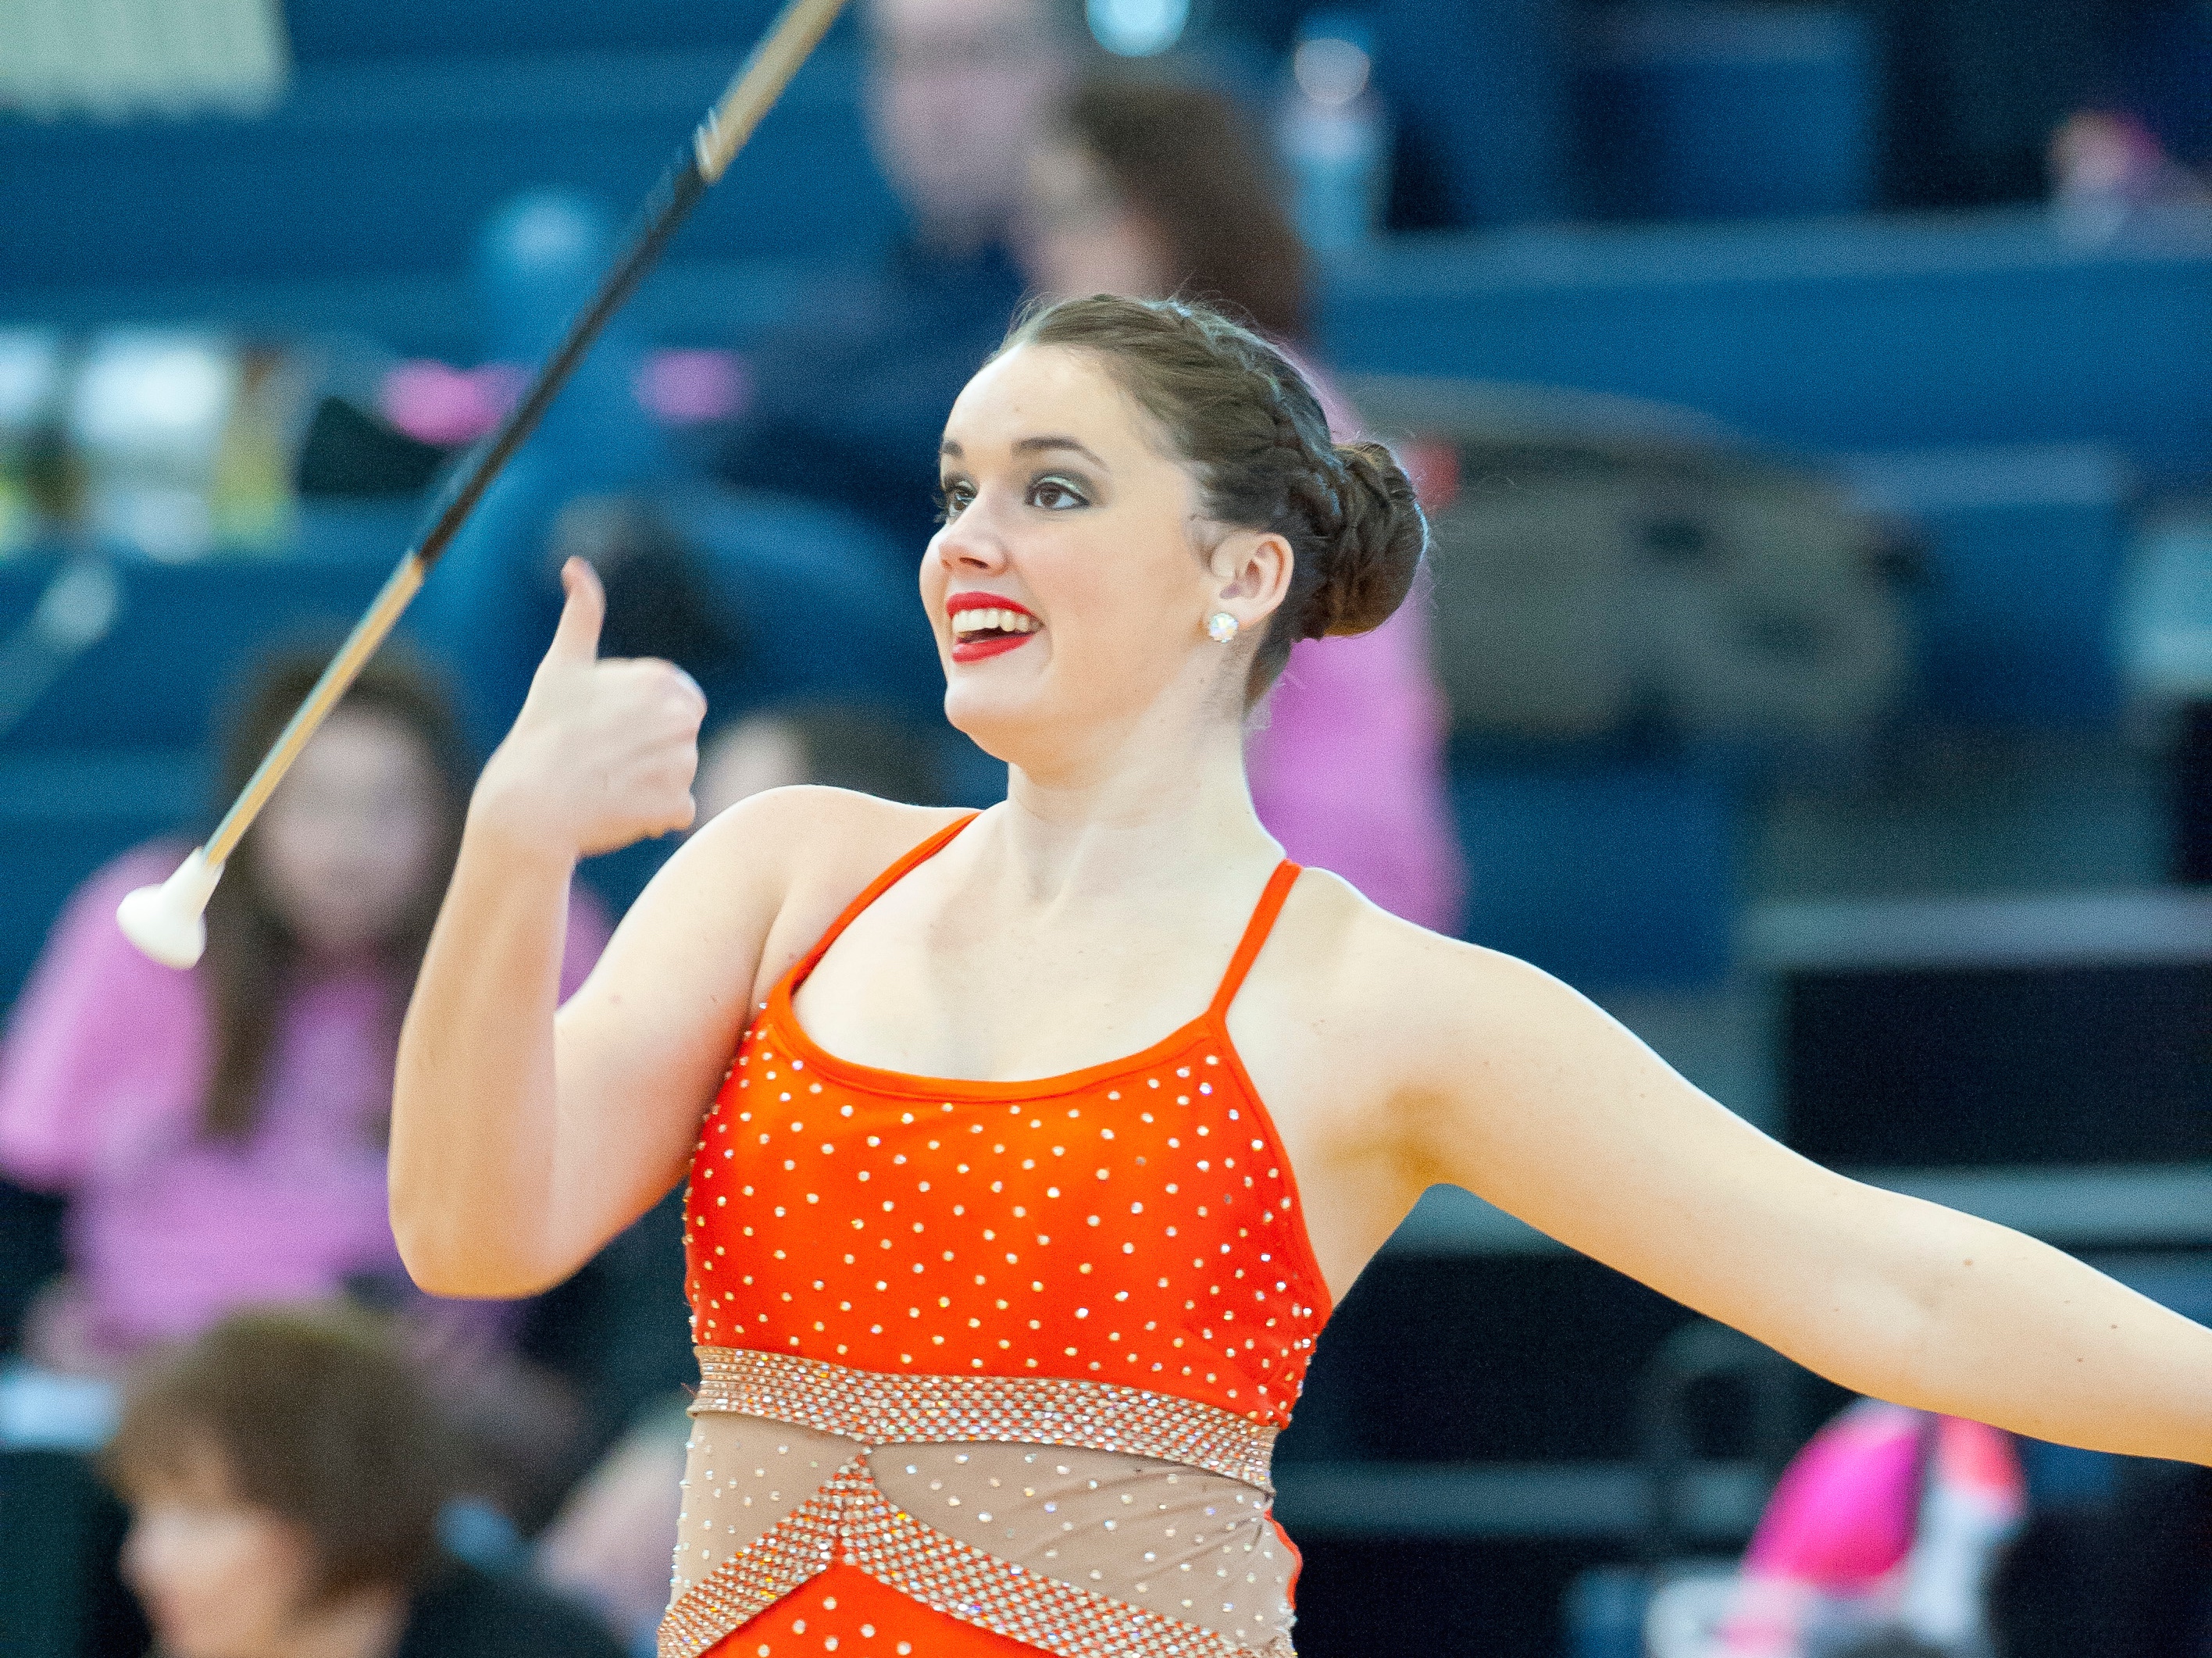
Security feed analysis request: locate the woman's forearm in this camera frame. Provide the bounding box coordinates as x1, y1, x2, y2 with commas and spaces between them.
1838, 1193, 2212, 1465
390, 811, 576, 1296
388, 558, 705, 1296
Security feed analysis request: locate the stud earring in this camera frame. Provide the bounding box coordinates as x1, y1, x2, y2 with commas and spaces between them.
1206, 611, 1240, 644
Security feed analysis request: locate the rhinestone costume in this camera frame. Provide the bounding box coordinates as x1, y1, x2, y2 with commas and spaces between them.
669, 817, 1334, 1658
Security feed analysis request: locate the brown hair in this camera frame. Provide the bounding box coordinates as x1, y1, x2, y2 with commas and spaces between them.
102, 1307, 452, 1602
199, 649, 470, 1139
1058, 76, 1310, 342
999, 294, 1427, 700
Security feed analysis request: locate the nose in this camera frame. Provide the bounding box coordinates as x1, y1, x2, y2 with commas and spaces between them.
932, 498, 1010, 576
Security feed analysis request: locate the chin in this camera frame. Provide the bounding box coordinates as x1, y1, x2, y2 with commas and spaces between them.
941, 683, 1034, 765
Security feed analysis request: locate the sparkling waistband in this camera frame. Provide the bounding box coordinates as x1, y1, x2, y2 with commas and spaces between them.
690, 1345, 1277, 1492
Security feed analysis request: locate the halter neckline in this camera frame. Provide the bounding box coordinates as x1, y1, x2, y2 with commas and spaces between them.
767, 813, 1305, 1101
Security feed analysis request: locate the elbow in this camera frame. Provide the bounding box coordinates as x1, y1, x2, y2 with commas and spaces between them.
390, 1200, 569, 1301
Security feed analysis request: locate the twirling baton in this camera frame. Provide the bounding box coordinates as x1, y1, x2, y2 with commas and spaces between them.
116, 0, 849, 969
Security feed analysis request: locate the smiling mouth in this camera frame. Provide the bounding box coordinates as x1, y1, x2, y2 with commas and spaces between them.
950, 606, 1041, 660
951, 606, 1040, 644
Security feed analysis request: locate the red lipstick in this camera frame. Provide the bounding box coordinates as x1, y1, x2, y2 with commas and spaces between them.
945, 591, 1042, 662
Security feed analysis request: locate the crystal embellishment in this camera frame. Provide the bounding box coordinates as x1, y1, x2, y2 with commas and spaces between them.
690, 1344, 1277, 1491
663, 1346, 1294, 1658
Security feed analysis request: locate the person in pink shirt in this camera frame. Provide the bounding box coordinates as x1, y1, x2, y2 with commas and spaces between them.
1689, 1399, 2026, 1658
1020, 73, 1465, 931
0, 651, 611, 1375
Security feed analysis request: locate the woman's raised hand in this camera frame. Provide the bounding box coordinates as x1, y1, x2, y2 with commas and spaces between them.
473, 557, 708, 860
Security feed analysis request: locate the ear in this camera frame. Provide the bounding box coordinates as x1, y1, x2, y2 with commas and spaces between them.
1203, 527, 1294, 638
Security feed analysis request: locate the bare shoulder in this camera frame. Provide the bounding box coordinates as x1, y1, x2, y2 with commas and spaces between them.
666, 787, 975, 995
1254, 868, 1593, 1093
1263, 867, 1532, 1016
680, 785, 967, 882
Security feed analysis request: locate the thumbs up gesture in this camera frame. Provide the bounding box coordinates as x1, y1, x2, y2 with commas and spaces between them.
473, 558, 708, 860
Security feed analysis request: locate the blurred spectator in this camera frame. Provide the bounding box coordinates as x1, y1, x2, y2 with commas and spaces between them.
102, 1307, 625, 1658
1019, 74, 1465, 931
695, 701, 943, 822
713, 0, 1069, 555
1715, 1401, 2025, 1656
544, 497, 742, 684
0, 650, 610, 1375
534, 1398, 691, 1654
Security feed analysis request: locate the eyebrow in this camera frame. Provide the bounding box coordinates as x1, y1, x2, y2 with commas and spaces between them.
938, 436, 1110, 469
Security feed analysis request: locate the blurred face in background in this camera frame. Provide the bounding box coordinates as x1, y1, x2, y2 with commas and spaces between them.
695, 715, 811, 824
253, 707, 444, 957
865, 0, 1067, 249
1021, 137, 1172, 303
120, 1447, 336, 1658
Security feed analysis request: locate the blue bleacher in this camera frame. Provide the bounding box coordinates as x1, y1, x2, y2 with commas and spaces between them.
1586, 5, 1878, 221
1843, 444, 2133, 728
279, 0, 818, 61
0, 48, 901, 292
1454, 759, 1739, 989
0, 533, 404, 751
2, 30, 2193, 1016
0, 526, 406, 1008
1320, 209, 2212, 475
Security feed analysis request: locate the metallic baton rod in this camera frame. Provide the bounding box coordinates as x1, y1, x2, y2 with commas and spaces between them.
117, 0, 851, 968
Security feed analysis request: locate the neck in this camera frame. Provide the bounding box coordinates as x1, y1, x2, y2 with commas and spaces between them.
990, 699, 1275, 901
261, 1581, 406, 1658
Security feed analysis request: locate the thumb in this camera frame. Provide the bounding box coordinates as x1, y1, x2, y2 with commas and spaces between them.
547, 556, 606, 665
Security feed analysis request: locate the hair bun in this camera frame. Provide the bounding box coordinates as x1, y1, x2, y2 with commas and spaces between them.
1300, 440, 1427, 640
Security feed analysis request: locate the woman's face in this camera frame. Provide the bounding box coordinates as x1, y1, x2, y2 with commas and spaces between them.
1019, 141, 1171, 305
121, 1453, 322, 1658
922, 343, 1275, 762
253, 706, 445, 956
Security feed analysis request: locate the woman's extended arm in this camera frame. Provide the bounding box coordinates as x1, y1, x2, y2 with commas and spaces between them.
1373, 925, 2212, 1465
391, 559, 736, 1297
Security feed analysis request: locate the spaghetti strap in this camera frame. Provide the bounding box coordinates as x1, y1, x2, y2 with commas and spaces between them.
787, 813, 980, 988
1207, 860, 1302, 1019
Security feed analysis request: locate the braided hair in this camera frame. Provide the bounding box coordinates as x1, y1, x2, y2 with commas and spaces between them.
997, 294, 1426, 701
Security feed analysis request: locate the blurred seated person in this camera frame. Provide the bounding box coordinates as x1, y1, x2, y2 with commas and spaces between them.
695, 701, 944, 822
103, 1307, 625, 1658
713, 0, 1067, 556
0, 651, 611, 1375
1019, 74, 1465, 930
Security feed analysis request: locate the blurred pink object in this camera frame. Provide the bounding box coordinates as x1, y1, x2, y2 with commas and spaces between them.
1248, 600, 1464, 932
0, 842, 611, 1367
379, 359, 526, 445
381, 350, 747, 446
1247, 355, 1466, 934
1718, 1399, 2027, 1655
2050, 109, 2209, 240
636, 348, 748, 423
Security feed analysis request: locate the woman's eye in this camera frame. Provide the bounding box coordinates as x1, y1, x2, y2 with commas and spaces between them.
1029, 476, 1090, 511
935, 482, 974, 523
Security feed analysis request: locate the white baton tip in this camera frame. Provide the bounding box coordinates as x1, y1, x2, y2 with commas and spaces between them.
116, 848, 225, 969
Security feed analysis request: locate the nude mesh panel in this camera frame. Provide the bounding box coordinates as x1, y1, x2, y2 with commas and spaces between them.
870, 1442, 1295, 1649
669, 1414, 857, 1603
673, 1412, 1295, 1649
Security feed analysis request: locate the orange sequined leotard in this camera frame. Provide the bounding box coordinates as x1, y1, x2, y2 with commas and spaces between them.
662, 815, 1336, 1658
